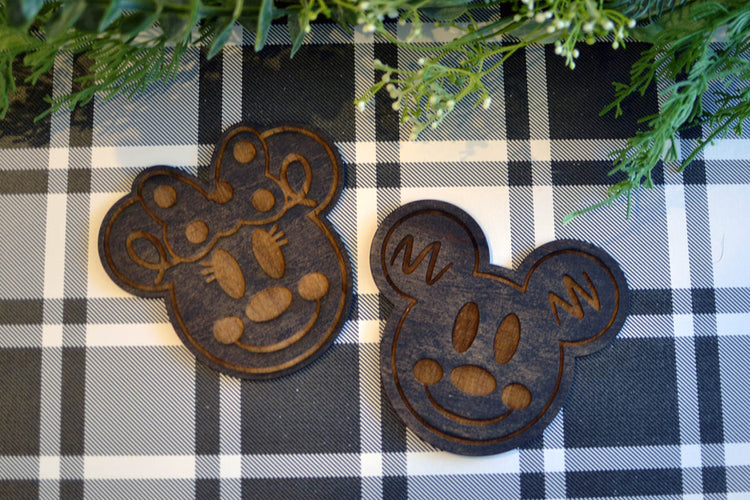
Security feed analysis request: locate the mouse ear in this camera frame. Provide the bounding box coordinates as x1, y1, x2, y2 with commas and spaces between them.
523, 240, 628, 356
261, 127, 343, 213
370, 201, 487, 300
99, 196, 173, 297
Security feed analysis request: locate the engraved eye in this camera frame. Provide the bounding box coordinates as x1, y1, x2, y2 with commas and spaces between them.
201, 249, 246, 300
252, 226, 288, 279
494, 313, 520, 365
452, 302, 479, 353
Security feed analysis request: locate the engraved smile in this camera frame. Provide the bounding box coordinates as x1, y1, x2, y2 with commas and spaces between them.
213, 272, 330, 353
414, 358, 531, 426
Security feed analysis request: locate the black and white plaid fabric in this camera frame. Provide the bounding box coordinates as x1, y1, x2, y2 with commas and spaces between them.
1, 22, 749, 499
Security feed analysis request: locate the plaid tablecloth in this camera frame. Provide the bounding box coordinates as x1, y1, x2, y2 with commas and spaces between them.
1, 22, 749, 499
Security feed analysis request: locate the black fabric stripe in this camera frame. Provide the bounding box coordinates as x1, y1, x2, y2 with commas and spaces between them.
59, 347, 87, 455
0, 299, 44, 325
199, 48, 224, 147
695, 336, 724, 444
0, 170, 48, 195
195, 362, 221, 454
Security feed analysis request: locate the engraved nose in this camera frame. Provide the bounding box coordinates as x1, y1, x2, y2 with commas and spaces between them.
246, 286, 292, 322
450, 365, 497, 396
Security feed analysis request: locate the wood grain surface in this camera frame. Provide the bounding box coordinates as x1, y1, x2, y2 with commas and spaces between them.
370, 200, 629, 455
99, 124, 351, 379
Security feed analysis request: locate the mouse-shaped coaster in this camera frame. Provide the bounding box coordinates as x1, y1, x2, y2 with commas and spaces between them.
99, 124, 351, 379
370, 200, 628, 455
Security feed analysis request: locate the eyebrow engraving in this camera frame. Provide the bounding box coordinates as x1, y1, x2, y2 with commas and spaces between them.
548, 272, 600, 325
390, 235, 452, 285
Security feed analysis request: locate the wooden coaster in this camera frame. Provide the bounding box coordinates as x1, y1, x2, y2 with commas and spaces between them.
99, 125, 351, 379
370, 200, 629, 455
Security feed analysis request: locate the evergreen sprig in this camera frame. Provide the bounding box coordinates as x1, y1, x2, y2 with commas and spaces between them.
565, 0, 750, 220
1, 0, 748, 220
0, 0, 282, 118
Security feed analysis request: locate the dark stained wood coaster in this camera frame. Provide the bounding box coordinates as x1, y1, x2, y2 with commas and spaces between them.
99, 124, 351, 379
370, 200, 629, 455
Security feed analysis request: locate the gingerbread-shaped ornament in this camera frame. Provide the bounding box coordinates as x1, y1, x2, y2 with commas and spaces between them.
371, 201, 628, 455
99, 125, 351, 378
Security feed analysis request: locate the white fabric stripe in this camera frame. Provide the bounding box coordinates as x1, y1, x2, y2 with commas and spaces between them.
49, 52, 74, 150
525, 47, 555, 254
354, 28, 376, 142
409, 474, 519, 498
406, 450, 520, 476
726, 444, 750, 467
665, 185, 692, 289
685, 185, 715, 288
357, 319, 380, 344
361, 475, 383, 500
704, 139, 750, 161
717, 313, 750, 335
401, 161, 508, 187
90, 168, 146, 192
242, 453, 360, 478
526, 46, 549, 141
551, 139, 629, 161
400, 141, 508, 163
356, 188, 378, 295
219, 374, 242, 456
0, 194, 46, 299
44, 194, 67, 299
90, 146, 199, 169
221, 478, 241, 499
83, 455, 196, 479
359, 343, 382, 454
221, 45, 243, 130
37, 54, 74, 498
85, 323, 180, 346
666, 170, 703, 488
84, 478, 195, 499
